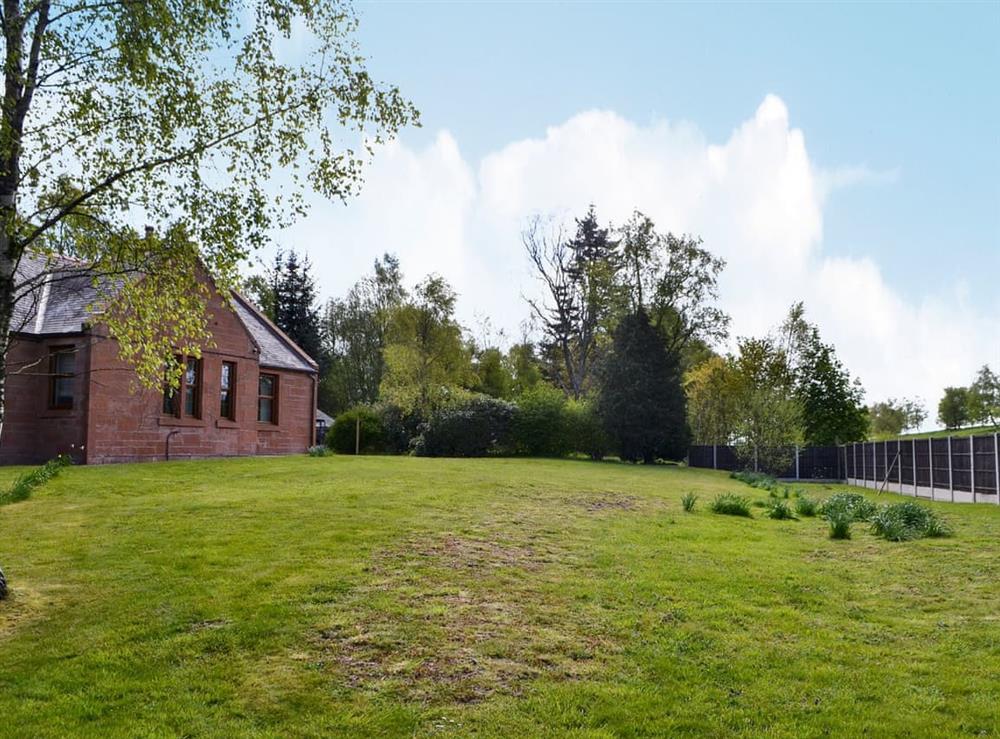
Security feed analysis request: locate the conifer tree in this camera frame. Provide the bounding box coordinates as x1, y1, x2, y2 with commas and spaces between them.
598, 309, 689, 463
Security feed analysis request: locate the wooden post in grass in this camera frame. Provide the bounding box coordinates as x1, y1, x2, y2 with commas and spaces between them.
713, 444, 718, 470
355, 416, 361, 456
861, 442, 866, 487
795, 445, 800, 480
912, 439, 918, 497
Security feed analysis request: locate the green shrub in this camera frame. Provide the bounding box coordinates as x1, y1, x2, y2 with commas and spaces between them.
767, 499, 795, 520
413, 396, 515, 457
710, 493, 753, 517
327, 406, 385, 454
794, 497, 818, 517
307, 445, 330, 457
375, 403, 422, 455
511, 385, 570, 457
564, 397, 608, 460
681, 492, 698, 512
0, 455, 72, 506
820, 493, 877, 523
828, 511, 852, 540
870, 502, 951, 542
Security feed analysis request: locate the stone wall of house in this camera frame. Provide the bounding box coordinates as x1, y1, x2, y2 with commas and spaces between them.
82, 287, 315, 464
1, 281, 316, 466
0, 336, 90, 465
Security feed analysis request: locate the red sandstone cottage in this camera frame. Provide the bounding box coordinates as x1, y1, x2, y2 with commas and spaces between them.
3, 253, 318, 465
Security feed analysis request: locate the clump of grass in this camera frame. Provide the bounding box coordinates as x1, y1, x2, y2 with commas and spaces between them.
307, 445, 330, 457
710, 493, 753, 517
828, 510, 852, 539
819, 493, 877, 523
794, 497, 818, 517
870, 502, 951, 542
731, 470, 778, 491
681, 492, 698, 512
0, 455, 71, 506
767, 499, 795, 520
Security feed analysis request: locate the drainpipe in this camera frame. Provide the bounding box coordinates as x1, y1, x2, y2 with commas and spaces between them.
165, 429, 182, 461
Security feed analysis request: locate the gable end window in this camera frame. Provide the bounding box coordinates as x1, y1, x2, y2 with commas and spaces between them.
220, 362, 236, 421
258, 373, 278, 424
162, 356, 202, 418
183, 357, 201, 417
48, 346, 75, 409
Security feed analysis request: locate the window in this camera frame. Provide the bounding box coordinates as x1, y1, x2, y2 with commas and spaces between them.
162, 355, 202, 418
48, 346, 75, 409
183, 357, 201, 417
220, 362, 236, 421
258, 373, 277, 424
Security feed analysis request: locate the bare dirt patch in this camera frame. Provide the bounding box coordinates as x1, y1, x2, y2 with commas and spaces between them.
572, 492, 640, 513
313, 530, 616, 703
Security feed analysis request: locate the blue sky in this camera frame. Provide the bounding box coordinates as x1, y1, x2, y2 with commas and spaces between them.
352, 1, 998, 303
285, 1, 999, 416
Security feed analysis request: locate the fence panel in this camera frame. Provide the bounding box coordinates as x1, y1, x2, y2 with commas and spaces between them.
973, 435, 997, 499
931, 438, 950, 488
952, 438, 972, 492
900, 440, 913, 487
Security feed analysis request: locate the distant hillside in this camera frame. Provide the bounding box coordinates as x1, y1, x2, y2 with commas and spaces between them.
874, 424, 999, 441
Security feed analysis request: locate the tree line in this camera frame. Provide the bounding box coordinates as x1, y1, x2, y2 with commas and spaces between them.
247, 206, 887, 464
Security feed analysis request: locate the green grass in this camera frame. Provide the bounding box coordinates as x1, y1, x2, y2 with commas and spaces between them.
879, 424, 998, 440
1, 456, 998, 737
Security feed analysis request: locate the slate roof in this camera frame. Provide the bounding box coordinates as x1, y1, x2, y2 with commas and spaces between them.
230, 291, 317, 373
12, 251, 317, 373
12, 252, 100, 335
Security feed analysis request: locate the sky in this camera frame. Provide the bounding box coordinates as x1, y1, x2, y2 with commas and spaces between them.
273, 2, 1000, 424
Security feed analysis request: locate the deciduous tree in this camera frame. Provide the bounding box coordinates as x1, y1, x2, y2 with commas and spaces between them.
0, 0, 416, 428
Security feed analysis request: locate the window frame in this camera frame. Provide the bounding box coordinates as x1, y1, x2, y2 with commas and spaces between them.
162, 355, 203, 419
220, 361, 237, 421
257, 372, 279, 425
48, 345, 76, 410
183, 356, 202, 418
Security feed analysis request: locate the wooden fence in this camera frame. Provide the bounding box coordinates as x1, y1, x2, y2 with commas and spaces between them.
688, 435, 1000, 504
843, 436, 1000, 504
687, 444, 843, 481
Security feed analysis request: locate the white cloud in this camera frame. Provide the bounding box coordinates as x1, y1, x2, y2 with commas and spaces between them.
285, 94, 995, 426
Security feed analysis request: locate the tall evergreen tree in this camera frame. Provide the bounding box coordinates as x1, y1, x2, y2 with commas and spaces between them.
598, 309, 689, 463
245, 250, 325, 367
273, 251, 325, 366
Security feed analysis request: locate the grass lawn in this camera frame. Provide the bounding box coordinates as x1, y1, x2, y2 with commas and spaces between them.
1, 456, 998, 737
888, 424, 998, 440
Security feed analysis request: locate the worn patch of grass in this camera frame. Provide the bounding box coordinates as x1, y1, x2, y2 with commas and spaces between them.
0, 457, 998, 736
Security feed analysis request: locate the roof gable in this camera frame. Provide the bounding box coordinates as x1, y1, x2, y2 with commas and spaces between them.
13, 252, 318, 374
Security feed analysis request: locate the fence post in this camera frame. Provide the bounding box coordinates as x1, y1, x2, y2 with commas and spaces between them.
355, 416, 361, 456
994, 432, 1000, 506
971, 435, 976, 503
853, 443, 857, 484
912, 439, 917, 497
947, 435, 954, 503
795, 445, 800, 480
713, 444, 718, 470
861, 442, 866, 487
929, 438, 935, 501
884, 442, 888, 492
754, 447, 759, 472
873, 442, 878, 490
896, 439, 903, 495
